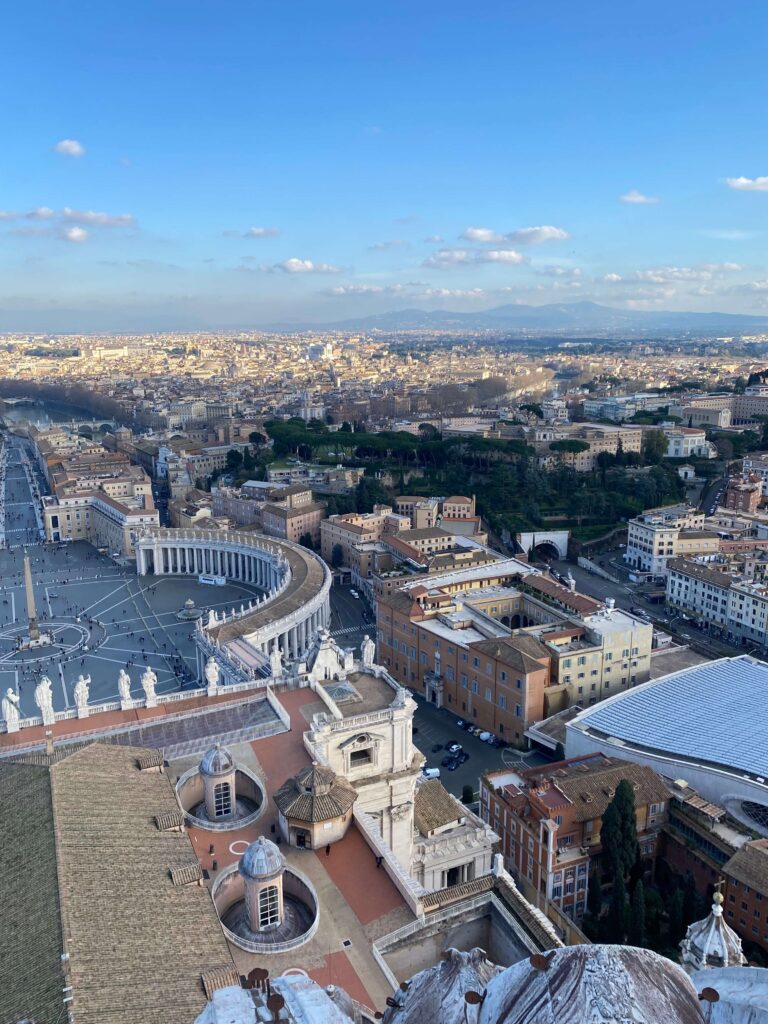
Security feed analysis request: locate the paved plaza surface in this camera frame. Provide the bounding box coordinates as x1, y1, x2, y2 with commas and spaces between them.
0, 433, 373, 717
0, 442, 265, 714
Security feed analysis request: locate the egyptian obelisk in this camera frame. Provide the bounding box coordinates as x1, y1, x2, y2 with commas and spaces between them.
23, 552, 39, 642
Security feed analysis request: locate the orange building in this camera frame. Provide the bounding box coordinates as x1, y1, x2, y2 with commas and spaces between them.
480, 755, 669, 922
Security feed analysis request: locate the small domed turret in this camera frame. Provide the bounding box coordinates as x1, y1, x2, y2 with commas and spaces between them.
239, 837, 285, 882
199, 743, 235, 777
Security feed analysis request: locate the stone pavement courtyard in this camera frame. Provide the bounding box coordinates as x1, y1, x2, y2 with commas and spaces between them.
0, 537, 264, 715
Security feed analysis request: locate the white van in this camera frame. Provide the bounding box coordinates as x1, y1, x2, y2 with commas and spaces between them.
422, 767, 441, 780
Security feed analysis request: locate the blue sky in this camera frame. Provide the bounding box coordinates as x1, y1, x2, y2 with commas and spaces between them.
2, 0, 768, 330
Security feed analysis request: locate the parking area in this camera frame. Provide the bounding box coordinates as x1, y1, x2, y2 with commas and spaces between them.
410, 694, 552, 798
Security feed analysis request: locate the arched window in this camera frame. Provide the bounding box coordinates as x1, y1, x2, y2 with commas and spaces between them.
213, 781, 232, 818
259, 885, 280, 928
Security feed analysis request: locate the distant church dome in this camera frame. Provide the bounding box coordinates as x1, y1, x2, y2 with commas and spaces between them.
199, 743, 235, 777
239, 837, 285, 882
680, 891, 746, 972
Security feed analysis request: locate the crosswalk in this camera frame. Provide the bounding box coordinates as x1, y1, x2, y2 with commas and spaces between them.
331, 625, 367, 637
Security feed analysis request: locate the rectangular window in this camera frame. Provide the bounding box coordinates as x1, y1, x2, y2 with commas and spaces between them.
498, 694, 507, 710
471, 681, 479, 694
484, 687, 492, 701
214, 782, 232, 818
515, 704, 522, 717
461, 674, 468, 688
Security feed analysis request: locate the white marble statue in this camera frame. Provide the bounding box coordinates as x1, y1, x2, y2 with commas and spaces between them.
1, 688, 20, 731
73, 673, 91, 709
269, 644, 284, 678
204, 656, 220, 688
118, 669, 132, 703
141, 666, 158, 704
34, 675, 55, 724
361, 634, 375, 667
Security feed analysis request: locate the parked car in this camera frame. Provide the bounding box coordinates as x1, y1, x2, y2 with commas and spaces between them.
442, 754, 460, 769
456, 719, 467, 729
479, 731, 492, 742
447, 742, 463, 755
431, 743, 443, 753
447, 759, 461, 771
457, 751, 470, 764
422, 767, 440, 779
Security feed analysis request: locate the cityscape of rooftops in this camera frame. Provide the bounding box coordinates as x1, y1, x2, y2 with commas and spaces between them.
3, 3, 768, 1023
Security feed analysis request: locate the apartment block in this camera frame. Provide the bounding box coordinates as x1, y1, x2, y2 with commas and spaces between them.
624, 504, 713, 577
480, 755, 669, 922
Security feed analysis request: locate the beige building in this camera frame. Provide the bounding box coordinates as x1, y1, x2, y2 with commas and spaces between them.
624, 503, 714, 577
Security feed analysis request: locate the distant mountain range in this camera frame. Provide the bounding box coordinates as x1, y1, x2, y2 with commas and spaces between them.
268, 301, 768, 334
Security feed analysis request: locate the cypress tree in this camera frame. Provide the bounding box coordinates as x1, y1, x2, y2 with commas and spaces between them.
600, 801, 622, 881
613, 780, 638, 878
606, 874, 627, 944
587, 870, 603, 918
629, 880, 646, 947
669, 888, 685, 945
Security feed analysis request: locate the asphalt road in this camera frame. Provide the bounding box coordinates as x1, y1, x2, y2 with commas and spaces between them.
410, 694, 551, 799
329, 583, 375, 654
550, 553, 761, 662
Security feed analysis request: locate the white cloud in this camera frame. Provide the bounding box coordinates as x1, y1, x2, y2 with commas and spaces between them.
537, 265, 582, 277
726, 176, 768, 192
423, 248, 473, 267
423, 247, 524, 268
701, 229, 757, 241
460, 224, 569, 245
461, 226, 502, 243
483, 249, 525, 264
244, 226, 280, 238
61, 207, 134, 226
62, 226, 87, 243
603, 263, 744, 288
369, 239, 410, 251
274, 258, 341, 274
423, 234, 444, 243
329, 284, 407, 296
54, 138, 85, 158
619, 189, 660, 204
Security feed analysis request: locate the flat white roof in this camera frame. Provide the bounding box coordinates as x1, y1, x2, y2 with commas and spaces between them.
401, 556, 537, 592
570, 655, 768, 779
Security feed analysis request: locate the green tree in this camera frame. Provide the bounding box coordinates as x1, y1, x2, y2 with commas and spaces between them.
668, 888, 685, 945
355, 476, 390, 513
225, 448, 243, 471
600, 780, 638, 882
629, 880, 646, 947
248, 431, 267, 447
331, 543, 344, 569
644, 886, 664, 941
587, 870, 603, 919
520, 402, 543, 418
683, 874, 703, 928
641, 429, 668, 465
461, 784, 474, 804
549, 438, 590, 470
298, 531, 314, 549
606, 874, 627, 944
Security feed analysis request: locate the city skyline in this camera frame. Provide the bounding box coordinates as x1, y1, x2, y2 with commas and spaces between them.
2, 1, 768, 330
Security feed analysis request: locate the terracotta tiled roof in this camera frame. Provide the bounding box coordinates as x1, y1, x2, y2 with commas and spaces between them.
414, 780, 464, 835
533, 760, 670, 823
725, 839, 768, 894
0, 743, 237, 1024
273, 763, 357, 823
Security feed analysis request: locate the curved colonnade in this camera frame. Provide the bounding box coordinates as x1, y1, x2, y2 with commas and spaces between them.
135, 527, 331, 676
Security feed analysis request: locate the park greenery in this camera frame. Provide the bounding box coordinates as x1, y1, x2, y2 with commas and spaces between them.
262, 418, 687, 540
